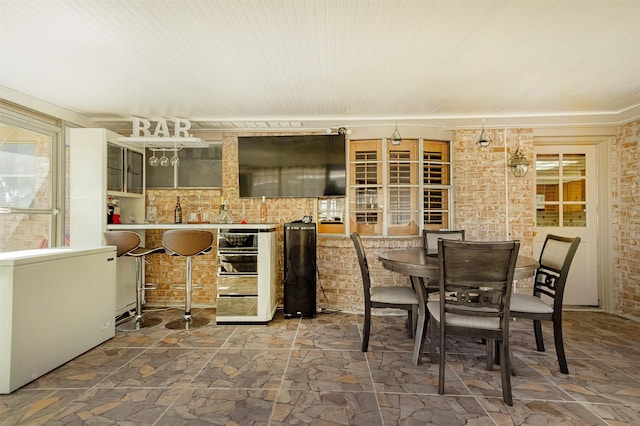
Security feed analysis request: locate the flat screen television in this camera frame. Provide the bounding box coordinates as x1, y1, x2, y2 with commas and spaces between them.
238, 134, 346, 198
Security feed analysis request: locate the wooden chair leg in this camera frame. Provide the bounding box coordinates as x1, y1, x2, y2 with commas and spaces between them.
361, 307, 371, 352
553, 319, 569, 374
429, 315, 438, 364
408, 305, 417, 338
533, 319, 545, 352
438, 323, 446, 395
499, 340, 513, 406
486, 339, 494, 371
412, 306, 428, 366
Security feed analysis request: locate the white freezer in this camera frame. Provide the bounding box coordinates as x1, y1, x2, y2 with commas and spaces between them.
0, 246, 116, 394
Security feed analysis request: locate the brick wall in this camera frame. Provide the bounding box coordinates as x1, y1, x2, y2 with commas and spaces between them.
142, 124, 640, 318
143, 130, 537, 313
143, 136, 418, 312
612, 119, 640, 319
453, 128, 535, 294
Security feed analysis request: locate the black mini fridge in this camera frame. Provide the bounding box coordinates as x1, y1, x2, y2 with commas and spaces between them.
283, 222, 316, 317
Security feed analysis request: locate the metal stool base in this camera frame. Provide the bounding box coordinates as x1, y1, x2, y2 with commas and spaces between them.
165, 316, 209, 330
118, 316, 162, 331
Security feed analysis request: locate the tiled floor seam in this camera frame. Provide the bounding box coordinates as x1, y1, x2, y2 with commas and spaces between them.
363, 351, 390, 425
266, 315, 302, 424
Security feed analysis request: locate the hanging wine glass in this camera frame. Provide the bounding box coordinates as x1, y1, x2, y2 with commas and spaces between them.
159, 150, 169, 167
170, 151, 180, 167
148, 149, 159, 167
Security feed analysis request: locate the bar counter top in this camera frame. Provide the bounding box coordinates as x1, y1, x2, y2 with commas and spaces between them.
106, 223, 278, 231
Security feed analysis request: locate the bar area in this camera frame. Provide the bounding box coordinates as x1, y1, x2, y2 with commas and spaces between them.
2, 2, 640, 422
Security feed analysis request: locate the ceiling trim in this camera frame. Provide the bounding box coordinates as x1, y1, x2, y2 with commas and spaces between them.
93, 104, 640, 133
3, 85, 638, 134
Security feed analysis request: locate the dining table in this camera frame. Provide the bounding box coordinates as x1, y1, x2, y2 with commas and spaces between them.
378, 246, 539, 366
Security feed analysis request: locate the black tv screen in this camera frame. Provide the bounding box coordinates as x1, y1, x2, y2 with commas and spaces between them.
238, 134, 346, 198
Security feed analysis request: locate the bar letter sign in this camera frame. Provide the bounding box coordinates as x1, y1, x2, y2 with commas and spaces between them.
131, 118, 192, 138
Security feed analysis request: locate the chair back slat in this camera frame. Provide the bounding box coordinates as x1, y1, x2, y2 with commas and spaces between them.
439, 239, 520, 326
534, 234, 581, 306
444, 288, 507, 315
533, 269, 559, 299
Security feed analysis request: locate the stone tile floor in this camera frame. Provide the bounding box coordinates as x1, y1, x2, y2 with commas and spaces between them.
2, 308, 639, 425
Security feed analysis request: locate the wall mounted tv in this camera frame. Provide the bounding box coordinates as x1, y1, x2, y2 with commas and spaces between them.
238, 134, 346, 198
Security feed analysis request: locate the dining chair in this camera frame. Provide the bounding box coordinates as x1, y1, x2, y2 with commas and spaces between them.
427, 239, 520, 406
422, 229, 466, 292
422, 229, 466, 252
510, 234, 581, 374
350, 232, 419, 352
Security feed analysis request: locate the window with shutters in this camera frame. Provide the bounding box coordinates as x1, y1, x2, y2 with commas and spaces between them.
349, 138, 451, 236
349, 140, 383, 235
387, 140, 419, 236
423, 141, 451, 231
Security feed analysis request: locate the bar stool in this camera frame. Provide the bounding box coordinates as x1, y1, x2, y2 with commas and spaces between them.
162, 229, 213, 330
103, 231, 164, 330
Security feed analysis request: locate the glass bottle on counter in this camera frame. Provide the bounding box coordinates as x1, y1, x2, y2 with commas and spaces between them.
217, 196, 224, 220
217, 196, 234, 224
174, 196, 183, 224
260, 196, 267, 223
107, 196, 115, 224
112, 199, 121, 224
146, 195, 158, 224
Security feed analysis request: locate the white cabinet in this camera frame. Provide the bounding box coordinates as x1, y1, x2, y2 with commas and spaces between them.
0, 247, 116, 394
107, 143, 144, 195
216, 228, 277, 324
70, 128, 146, 315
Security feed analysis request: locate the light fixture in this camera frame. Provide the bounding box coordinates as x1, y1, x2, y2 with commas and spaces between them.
390, 122, 402, 145
508, 140, 530, 177
476, 119, 491, 147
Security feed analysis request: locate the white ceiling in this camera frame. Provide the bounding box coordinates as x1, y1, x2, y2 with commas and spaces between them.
1, 0, 639, 132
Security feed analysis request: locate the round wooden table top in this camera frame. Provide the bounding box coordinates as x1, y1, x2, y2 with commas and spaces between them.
378, 246, 539, 281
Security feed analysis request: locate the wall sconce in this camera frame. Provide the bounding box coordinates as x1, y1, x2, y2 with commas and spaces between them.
477, 119, 491, 147
390, 122, 402, 145
508, 144, 530, 177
